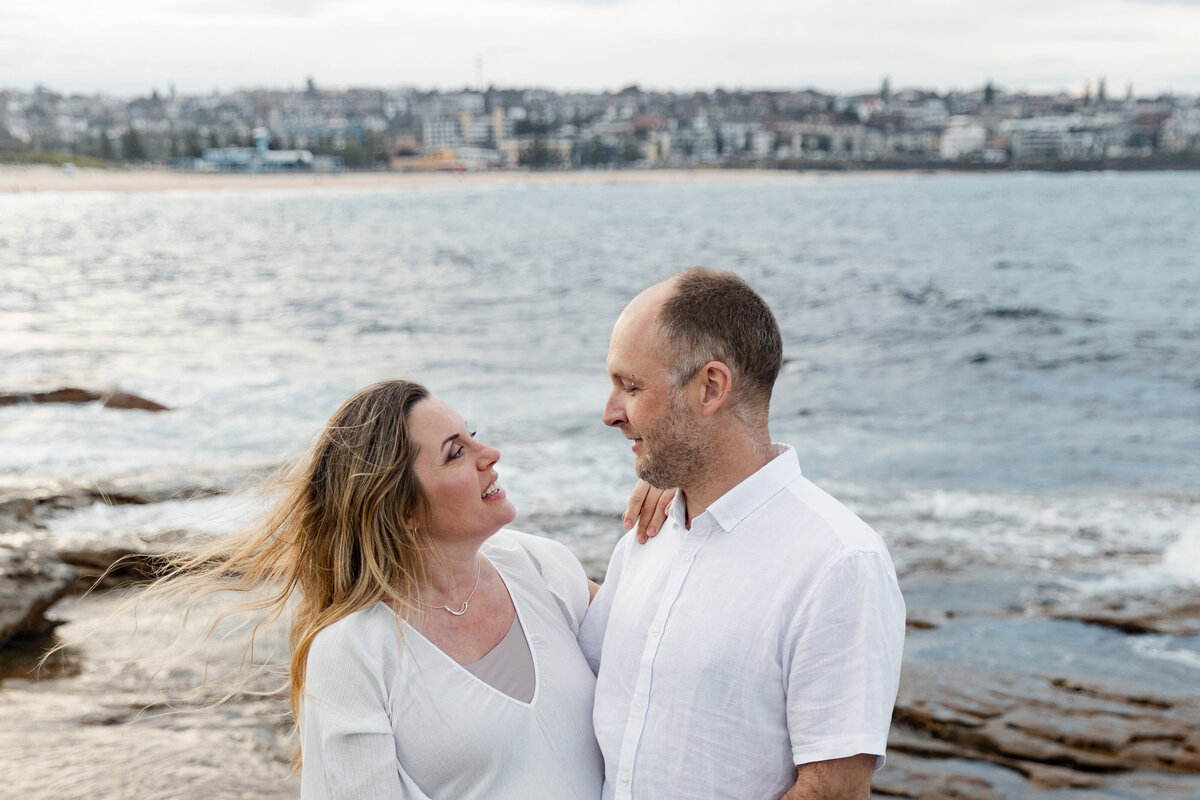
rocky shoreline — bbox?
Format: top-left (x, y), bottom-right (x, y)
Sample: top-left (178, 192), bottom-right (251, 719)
top-left (3, 473), bottom-right (1199, 798)
top-left (0, 388), bottom-right (169, 412)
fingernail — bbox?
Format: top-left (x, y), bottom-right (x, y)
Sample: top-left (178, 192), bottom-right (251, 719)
top-left (624, 517), bottom-right (633, 529)
top-left (647, 526), bottom-right (657, 537)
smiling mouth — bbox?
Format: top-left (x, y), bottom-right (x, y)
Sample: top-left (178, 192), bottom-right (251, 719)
top-left (482, 478), bottom-right (502, 498)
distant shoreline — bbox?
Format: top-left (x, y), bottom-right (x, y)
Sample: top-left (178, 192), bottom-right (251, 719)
top-left (0, 165), bottom-right (834, 194)
top-left (4, 161), bottom-right (1197, 195)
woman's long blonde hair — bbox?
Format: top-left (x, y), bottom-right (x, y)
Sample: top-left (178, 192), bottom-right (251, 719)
top-left (140, 379), bottom-right (433, 762)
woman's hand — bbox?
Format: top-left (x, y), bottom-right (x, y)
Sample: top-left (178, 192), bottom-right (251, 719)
top-left (622, 480), bottom-right (677, 544)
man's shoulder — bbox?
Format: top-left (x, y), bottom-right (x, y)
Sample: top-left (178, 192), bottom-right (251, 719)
top-left (748, 475), bottom-right (890, 560)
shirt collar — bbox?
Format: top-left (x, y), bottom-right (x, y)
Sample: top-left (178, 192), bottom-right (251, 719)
top-left (666, 443), bottom-right (801, 534)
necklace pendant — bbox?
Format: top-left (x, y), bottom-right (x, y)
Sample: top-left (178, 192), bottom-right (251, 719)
top-left (411, 557), bottom-right (483, 616)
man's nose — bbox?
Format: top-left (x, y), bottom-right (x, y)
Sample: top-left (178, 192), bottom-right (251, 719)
top-left (602, 394), bottom-right (625, 428)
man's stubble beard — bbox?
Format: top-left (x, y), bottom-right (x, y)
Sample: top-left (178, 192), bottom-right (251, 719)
top-left (635, 391), bottom-right (714, 491)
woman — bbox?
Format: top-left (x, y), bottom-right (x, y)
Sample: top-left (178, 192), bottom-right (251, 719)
top-left (148, 379), bottom-right (668, 799)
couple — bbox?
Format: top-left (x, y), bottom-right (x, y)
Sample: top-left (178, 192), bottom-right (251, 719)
top-left (213, 268), bottom-right (904, 799)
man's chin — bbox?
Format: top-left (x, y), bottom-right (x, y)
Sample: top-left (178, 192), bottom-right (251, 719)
top-left (635, 461), bottom-right (675, 491)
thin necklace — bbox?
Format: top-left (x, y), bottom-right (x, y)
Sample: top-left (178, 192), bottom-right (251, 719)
top-left (411, 557), bottom-right (482, 616)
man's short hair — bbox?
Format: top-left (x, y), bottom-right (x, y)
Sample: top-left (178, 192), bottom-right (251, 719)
top-left (656, 267), bottom-right (783, 409)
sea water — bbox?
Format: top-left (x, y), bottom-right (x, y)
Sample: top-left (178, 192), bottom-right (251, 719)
top-left (1, 171), bottom-right (1197, 597)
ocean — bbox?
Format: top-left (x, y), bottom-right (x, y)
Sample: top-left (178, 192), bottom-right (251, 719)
top-left (1, 169), bottom-right (1198, 614)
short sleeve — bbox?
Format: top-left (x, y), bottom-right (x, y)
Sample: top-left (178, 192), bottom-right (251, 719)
top-left (498, 530), bottom-right (591, 633)
top-left (300, 612), bottom-right (430, 800)
top-left (784, 550), bottom-right (906, 769)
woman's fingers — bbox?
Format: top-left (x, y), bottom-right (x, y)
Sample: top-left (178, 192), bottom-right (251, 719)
top-left (625, 480), bottom-right (680, 544)
top-left (638, 487), bottom-right (676, 542)
top-left (647, 489), bottom-right (675, 538)
top-left (623, 479), bottom-right (652, 531)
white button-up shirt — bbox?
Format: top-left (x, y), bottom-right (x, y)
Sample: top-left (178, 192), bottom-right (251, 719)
top-left (579, 445), bottom-right (905, 800)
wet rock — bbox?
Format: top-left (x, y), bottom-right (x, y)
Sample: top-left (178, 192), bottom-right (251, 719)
top-left (100, 391), bottom-right (169, 412)
top-left (0, 388), bottom-right (98, 405)
top-left (1045, 587), bottom-right (1200, 636)
top-left (51, 530), bottom-right (177, 584)
top-left (0, 539), bottom-right (76, 647)
top-left (0, 591), bottom-right (298, 800)
top-left (0, 529), bottom-right (203, 588)
top-left (0, 485), bottom-right (153, 531)
top-left (889, 661), bottom-right (1200, 792)
top-left (877, 749), bottom-right (1200, 799)
top-left (0, 387), bottom-right (169, 412)
top-left (0, 481), bottom-right (229, 531)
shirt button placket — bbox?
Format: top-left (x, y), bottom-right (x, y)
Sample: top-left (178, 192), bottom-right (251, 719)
top-left (618, 529), bottom-right (705, 800)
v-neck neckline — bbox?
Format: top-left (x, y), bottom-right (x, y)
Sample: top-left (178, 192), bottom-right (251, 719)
top-left (397, 552), bottom-right (541, 708)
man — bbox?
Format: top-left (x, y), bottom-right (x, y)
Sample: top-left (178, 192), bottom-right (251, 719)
top-left (579, 268), bottom-right (905, 800)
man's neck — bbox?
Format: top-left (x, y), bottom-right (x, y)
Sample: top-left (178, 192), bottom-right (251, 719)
top-left (681, 434), bottom-right (774, 527)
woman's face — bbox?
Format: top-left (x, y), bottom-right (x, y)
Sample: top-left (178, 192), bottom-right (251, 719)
top-left (409, 395), bottom-right (516, 544)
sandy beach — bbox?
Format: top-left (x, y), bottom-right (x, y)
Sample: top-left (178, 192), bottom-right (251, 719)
top-left (0, 164), bottom-right (832, 194)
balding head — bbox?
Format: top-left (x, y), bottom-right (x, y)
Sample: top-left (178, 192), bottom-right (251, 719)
top-left (611, 278), bottom-right (677, 357)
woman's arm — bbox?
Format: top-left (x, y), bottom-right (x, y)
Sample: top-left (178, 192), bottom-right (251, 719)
top-left (300, 620), bottom-right (428, 800)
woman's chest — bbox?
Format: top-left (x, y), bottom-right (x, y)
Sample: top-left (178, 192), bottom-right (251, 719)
top-left (386, 604), bottom-right (597, 791)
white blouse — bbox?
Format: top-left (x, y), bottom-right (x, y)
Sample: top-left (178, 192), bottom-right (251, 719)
top-left (300, 530), bottom-right (603, 800)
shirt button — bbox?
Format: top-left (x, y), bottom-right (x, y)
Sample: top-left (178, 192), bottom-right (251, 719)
top-left (620, 776), bottom-right (630, 785)
top-left (651, 626), bottom-right (661, 637)
top-left (634, 702), bottom-right (644, 712)
top-left (680, 553), bottom-right (691, 562)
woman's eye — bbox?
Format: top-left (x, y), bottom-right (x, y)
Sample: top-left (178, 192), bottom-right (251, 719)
top-left (449, 443), bottom-right (466, 460)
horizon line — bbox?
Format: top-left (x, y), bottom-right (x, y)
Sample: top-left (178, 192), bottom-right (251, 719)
top-left (4, 78), bottom-right (1192, 102)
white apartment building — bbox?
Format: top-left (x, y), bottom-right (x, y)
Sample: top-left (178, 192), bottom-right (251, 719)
top-left (1001, 114), bottom-right (1129, 161)
top-left (940, 116), bottom-right (988, 159)
top-left (1160, 108), bottom-right (1200, 153)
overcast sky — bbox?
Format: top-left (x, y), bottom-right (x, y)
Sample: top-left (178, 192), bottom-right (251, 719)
top-left (3, 0), bottom-right (1198, 97)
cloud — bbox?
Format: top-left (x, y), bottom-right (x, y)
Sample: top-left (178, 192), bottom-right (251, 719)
top-left (172, 0), bottom-right (333, 17)
top-left (2, 0), bottom-right (1198, 95)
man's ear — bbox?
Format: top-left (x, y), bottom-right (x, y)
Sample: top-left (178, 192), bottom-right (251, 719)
top-left (695, 361), bottom-right (733, 417)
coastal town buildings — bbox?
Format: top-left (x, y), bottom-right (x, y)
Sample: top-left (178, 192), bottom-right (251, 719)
top-left (2, 80), bottom-right (1197, 171)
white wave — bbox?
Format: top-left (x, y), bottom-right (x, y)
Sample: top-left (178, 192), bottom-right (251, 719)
top-left (1056, 568), bottom-right (1178, 597)
top-left (829, 482), bottom-right (1199, 582)
top-left (43, 492), bottom-right (270, 538)
top-left (1130, 635), bottom-right (1200, 671)
top-left (1159, 520), bottom-right (1200, 586)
